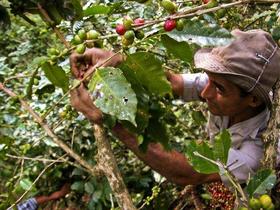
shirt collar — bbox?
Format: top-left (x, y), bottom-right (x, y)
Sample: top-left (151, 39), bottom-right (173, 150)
top-left (229, 107), bottom-right (270, 139)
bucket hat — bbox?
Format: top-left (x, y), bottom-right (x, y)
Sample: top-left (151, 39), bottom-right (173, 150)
top-left (194, 29), bottom-right (280, 108)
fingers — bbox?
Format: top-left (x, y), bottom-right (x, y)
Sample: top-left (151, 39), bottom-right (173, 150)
top-left (70, 53), bottom-right (84, 78)
top-left (60, 183), bottom-right (71, 195)
top-left (70, 52), bottom-right (92, 79)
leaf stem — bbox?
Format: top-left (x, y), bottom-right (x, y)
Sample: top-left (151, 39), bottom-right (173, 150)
top-left (193, 151), bottom-right (248, 204)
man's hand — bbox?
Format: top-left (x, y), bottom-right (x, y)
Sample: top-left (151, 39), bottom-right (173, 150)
top-left (70, 48), bottom-right (123, 79)
top-left (35, 183), bottom-right (71, 205)
top-left (70, 48), bottom-right (122, 123)
top-left (49, 183), bottom-right (71, 200)
top-left (70, 83), bottom-right (103, 124)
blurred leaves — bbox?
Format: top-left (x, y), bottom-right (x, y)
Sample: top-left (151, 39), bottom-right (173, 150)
top-left (246, 169), bottom-right (277, 198)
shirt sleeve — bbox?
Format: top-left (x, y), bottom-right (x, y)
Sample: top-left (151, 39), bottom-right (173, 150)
top-left (219, 138), bottom-right (263, 185)
top-left (17, 198), bottom-right (38, 210)
top-left (181, 73), bottom-right (208, 102)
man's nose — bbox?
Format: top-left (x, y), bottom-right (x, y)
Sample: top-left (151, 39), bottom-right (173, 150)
top-left (201, 82), bottom-right (215, 100)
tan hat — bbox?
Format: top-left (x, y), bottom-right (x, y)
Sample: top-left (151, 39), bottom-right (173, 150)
top-left (194, 29), bottom-right (280, 108)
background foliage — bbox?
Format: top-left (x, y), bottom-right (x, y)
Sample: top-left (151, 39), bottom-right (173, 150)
top-left (1, 0), bottom-right (280, 209)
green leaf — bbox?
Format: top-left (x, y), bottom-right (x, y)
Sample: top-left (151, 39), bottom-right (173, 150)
top-left (124, 52), bottom-right (172, 96)
top-left (41, 62), bottom-right (69, 92)
top-left (272, 26), bottom-right (280, 40)
top-left (191, 110), bottom-right (207, 126)
top-left (88, 67), bottom-right (137, 125)
top-left (161, 34), bottom-right (193, 63)
top-left (72, 168), bottom-right (84, 176)
top-left (145, 116), bottom-right (170, 150)
top-left (119, 62), bottom-right (150, 132)
top-left (167, 20), bottom-right (233, 47)
top-left (71, 181), bottom-right (84, 193)
top-left (20, 178), bottom-right (33, 191)
top-left (246, 169), bottom-right (276, 198)
top-left (85, 182), bottom-right (94, 194)
top-left (83, 5), bottom-right (111, 16)
top-left (213, 129), bottom-right (231, 164)
top-left (185, 140), bottom-right (219, 174)
top-left (30, 56), bottom-right (48, 68)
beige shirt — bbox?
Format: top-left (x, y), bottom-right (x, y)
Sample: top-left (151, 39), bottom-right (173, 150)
top-left (182, 73), bottom-right (270, 185)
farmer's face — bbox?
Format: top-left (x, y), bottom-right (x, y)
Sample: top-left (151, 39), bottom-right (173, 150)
top-left (200, 73), bottom-right (253, 122)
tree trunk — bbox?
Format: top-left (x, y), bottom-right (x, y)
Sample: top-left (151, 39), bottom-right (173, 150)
top-left (93, 124), bottom-right (137, 210)
top-left (262, 81), bottom-right (280, 168)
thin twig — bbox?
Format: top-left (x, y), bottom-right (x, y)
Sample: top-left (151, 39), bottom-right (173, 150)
top-left (8, 155), bottom-right (65, 209)
top-left (135, 0), bottom-right (280, 31)
top-left (71, 126), bottom-right (77, 149)
top-left (0, 83), bottom-right (101, 177)
top-left (4, 74), bottom-right (32, 86)
top-left (41, 50), bottom-right (122, 119)
top-left (6, 154), bottom-right (65, 163)
top-left (7, 153), bottom-right (87, 173)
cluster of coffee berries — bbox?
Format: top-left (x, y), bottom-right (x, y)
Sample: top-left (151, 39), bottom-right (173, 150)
top-left (160, 0), bottom-right (185, 32)
top-left (164, 18), bottom-right (184, 32)
top-left (47, 47), bottom-right (69, 63)
top-left (238, 194), bottom-right (275, 210)
top-left (206, 181), bottom-right (235, 210)
top-left (72, 29), bottom-right (100, 54)
top-left (116, 16), bottom-right (145, 46)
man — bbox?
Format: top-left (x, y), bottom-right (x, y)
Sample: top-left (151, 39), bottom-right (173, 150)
top-left (70, 29), bottom-right (280, 187)
top-left (15, 183), bottom-right (70, 210)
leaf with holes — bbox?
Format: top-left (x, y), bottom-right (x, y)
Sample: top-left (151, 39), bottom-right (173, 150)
top-left (88, 67), bottom-right (137, 125)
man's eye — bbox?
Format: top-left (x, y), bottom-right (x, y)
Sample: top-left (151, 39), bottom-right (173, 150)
top-left (215, 86), bottom-right (224, 94)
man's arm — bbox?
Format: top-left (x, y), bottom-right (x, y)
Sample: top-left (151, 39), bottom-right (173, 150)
top-left (165, 71), bottom-right (184, 97)
top-left (112, 124), bottom-right (220, 186)
top-left (17, 184), bottom-right (70, 210)
top-left (70, 49), bottom-right (220, 186)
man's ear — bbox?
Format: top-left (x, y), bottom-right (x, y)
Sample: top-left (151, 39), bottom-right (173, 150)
top-left (248, 95), bottom-right (263, 107)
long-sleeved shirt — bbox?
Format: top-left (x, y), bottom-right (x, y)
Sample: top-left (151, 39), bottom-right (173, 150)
top-left (182, 73), bottom-right (271, 185)
top-left (16, 198), bottom-right (38, 210)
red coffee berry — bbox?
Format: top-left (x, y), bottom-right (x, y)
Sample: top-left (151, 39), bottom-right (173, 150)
top-left (116, 24), bottom-right (126, 35)
top-left (202, 0), bottom-right (210, 4)
top-left (134, 18), bottom-right (145, 26)
top-left (164, 19), bottom-right (176, 32)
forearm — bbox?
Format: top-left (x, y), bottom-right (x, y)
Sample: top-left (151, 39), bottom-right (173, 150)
top-left (165, 71), bottom-right (184, 97)
top-left (35, 195), bottom-right (51, 205)
top-left (112, 124), bottom-right (220, 185)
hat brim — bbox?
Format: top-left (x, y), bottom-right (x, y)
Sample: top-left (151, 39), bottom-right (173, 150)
top-left (194, 48), bottom-right (272, 108)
